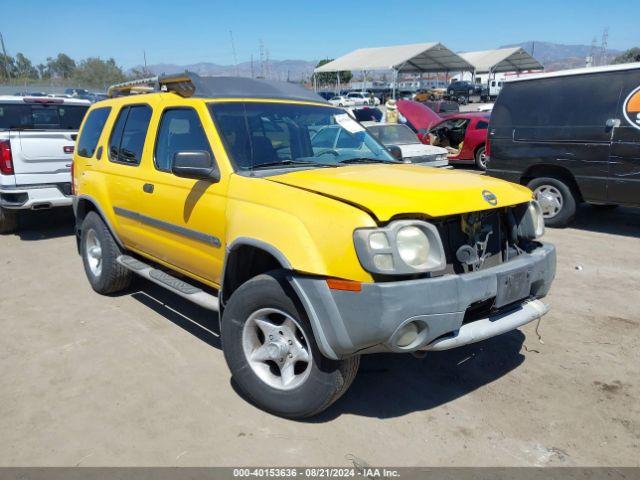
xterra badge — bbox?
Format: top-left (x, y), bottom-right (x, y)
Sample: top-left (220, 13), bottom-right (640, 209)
top-left (623, 86), bottom-right (640, 131)
top-left (482, 189), bottom-right (498, 206)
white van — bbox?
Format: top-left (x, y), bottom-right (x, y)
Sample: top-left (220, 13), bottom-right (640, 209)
top-left (489, 79), bottom-right (503, 99)
top-left (0, 95), bottom-right (90, 233)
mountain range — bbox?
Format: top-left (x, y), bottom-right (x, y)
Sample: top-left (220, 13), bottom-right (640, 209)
top-left (131, 41), bottom-right (625, 80)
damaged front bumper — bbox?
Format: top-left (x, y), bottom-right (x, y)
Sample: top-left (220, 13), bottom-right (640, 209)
top-left (290, 243), bottom-right (556, 360)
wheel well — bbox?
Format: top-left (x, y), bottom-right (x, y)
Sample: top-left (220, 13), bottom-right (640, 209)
top-left (222, 245), bottom-right (286, 304)
top-left (474, 143), bottom-right (485, 157)
top-left (74, 198), bottom-right (98, 251)
top-left (520, 164), bottom-right (583, 202)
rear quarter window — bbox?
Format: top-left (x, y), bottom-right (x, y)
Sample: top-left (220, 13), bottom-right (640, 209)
top-left (0, 103), bottom-right (88, 130)
top-left (77, 107), bottom-right (111, 158)
top-left (492, 72), bottom-right (624, 128)
top-left (108, 105), bottom-right (152, 165)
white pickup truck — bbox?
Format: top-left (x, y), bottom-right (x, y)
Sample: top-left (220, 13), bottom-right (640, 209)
top-left (0, 95), bottom-right (90, 233)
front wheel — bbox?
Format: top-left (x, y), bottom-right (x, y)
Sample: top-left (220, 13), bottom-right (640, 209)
top-left (474, 145), bottom-right (487, 170)
top-left (528, 177), bottom-right (577, 228)
top-left (221, 271), bottom-right (359, 418)
top-left (0, 207), bottom-right (18, 234)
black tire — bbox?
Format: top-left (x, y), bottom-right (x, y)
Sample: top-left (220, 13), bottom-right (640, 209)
top-left (221, 270), bottom-right (359, 418)
top-left (527, 177), bottom-right (577, 228)
top-left (0, 207), bottom-right (18, 234)
top-left (474, 145), bottom-right (487, 170)
top-left (80, 211), bottom-right (132, 294)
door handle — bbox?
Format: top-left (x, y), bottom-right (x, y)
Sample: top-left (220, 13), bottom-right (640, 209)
top-left (143, 183), bottom-right (154, 194)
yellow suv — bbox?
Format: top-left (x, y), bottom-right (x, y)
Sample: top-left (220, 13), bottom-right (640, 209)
top-left (73, 73), bottom-right (555, 418)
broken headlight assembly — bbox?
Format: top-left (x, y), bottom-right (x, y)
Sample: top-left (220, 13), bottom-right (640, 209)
top-left (353, 220), bottom-right (446, 275)
top-left (517, 201), bottom-right (545, 240)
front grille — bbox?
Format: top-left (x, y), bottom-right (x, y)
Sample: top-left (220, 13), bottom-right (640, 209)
top-left (435, 210), bottom-right (506, 274)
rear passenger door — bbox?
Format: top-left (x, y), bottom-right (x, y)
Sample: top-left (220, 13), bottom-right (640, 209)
top-left (608, 69), bottom-right (640, 206)
top-left (131, 105), bottom-right (228, 286)
top-left (103, 104), bottom-right (154, 249)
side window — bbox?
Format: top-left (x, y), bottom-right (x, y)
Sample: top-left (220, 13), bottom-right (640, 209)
top-left (476, 120), bottom-right (489, 130)
top-left (154, 108), bottom-right (213, 172)
top-left (109, 105), bottom-right (152, 165)
top-left (77, 107), bottom-right (111, 158)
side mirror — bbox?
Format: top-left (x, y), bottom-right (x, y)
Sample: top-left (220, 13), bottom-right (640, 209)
top-left (387, 145), bottom-right (403, 161)
top-left (172, 151), bottom-right (220, 182)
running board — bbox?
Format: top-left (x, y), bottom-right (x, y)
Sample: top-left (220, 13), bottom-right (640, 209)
top-left (117, 255), bottom-right (219, 311)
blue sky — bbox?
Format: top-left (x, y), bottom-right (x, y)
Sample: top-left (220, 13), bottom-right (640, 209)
top-left (2, 0), bottom-right (638, 68)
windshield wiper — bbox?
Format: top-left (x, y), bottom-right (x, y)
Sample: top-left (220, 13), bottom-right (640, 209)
top-left (252, 159), bottom-right (336, 170)
top-left (338, 157), bottom-right (399, 165)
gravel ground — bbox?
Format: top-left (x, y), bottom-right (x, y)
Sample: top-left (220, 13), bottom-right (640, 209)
top-left (0, 203), bottom-right (638, 467)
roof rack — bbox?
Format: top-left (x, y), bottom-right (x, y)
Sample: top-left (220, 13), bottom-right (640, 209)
top-left (107, 74), bottom-right (196, 98)
top-left (108, 72), bottom-right (325, 103)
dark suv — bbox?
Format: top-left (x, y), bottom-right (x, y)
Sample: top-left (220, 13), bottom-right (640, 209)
top-left (447, 81), bottom-right (483, 102)
top-left (487, 64), bottom-right (640, 227)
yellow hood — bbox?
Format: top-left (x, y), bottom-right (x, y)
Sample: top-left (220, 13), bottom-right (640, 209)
top-left (269, 164), bottom-right (532, 221)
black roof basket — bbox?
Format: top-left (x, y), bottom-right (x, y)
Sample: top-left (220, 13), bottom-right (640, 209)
top-left (108, 72), bottom-right (325, 103)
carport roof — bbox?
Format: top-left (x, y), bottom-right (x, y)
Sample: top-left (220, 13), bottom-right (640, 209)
top-left (459, 47), bottom-right (544, 73)
top-left (314, 43), bottom-right (474, 73)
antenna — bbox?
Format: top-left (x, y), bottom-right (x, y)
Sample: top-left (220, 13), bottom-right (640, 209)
top-left (229, 30), bottom-right (239, 76)
top-left (589, 36), bottom-right (598, 67)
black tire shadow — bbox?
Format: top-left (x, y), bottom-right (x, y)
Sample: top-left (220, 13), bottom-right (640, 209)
top-left (309, 330), bottom-right (525, 421)
top-left (570, 204), bottom-right (640, 239)
top-left (13, 207), bottom-right (75, 241)
top-left (128, 279), bottom-right (221, 350)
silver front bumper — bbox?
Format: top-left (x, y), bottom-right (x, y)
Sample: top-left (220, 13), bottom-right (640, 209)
top-left (423, 299), bottom-right (548, 351)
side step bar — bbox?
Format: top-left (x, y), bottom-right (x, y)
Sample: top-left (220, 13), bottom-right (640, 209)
top-left (117, 255), bottom-right (219, 312)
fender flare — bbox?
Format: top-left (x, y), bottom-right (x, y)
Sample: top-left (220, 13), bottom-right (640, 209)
top-left (73, 195), bottom-right (124, 249)
top-left (221, 237), bottom-right (338, 360)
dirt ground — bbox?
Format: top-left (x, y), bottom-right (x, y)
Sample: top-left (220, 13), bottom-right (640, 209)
top-left (0, 203), bottom-right (639, 467)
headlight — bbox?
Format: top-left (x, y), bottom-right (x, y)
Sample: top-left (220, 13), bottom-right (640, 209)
top-left (396, 226), bottom-right (430, 268)
top-left (518, 201), bottom-right (545, 239)
top-left (353, 220), bottom-right (446, 275)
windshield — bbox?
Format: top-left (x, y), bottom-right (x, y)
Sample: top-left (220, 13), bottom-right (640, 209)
top-left (209, 102), bottom-right (396, 171)
top-left (367, 124), bottom-right (419, 145)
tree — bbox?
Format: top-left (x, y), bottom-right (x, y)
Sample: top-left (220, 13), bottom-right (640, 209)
top-left (314, 59), bottom-right (352, 87)
top-left (0, 54), bottom-right (17, 80)
top-left (612, 47), bottom-right (640, 64)
top-left (129, 66), bottom-right (154, 79)
top-left (15, 53), bottom-right (38, 79)
top-left (47, 53), bottom-right (76, 78)
top-left (72, 57), bottom-right (127, 87)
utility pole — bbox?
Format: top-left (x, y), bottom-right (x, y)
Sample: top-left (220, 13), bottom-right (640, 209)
top-left (143, 50), bottom-right (148, 75)
top-left (229, 30), bottom-right (239, 76)
top-left (259, 40), bottom-right (265, 78)
top-left (0, 32), bottom-right (10, 80)
top-left (250, 54), bottom-right (254, 79)
top-left (600, 27), bottom-right (609, 66)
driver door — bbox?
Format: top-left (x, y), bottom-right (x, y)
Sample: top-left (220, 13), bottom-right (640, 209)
top-left (131, 103), bottom-right (229, 286)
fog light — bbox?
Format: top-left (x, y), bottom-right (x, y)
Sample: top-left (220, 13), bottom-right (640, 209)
top-left (396, 322), bottom-right (419, 347)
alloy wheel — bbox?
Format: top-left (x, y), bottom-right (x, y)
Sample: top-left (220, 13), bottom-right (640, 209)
top-left (242, 308), bottom-right (312, 390)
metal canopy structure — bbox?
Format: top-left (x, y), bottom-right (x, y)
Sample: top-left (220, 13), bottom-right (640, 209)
top-left (314, 42), bottom-right (474, 74)
top-left (459, 47), bottom-right (543, 74)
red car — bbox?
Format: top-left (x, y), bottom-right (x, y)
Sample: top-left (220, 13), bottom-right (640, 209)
top-left (397, 100), bottom-right (490, 170)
